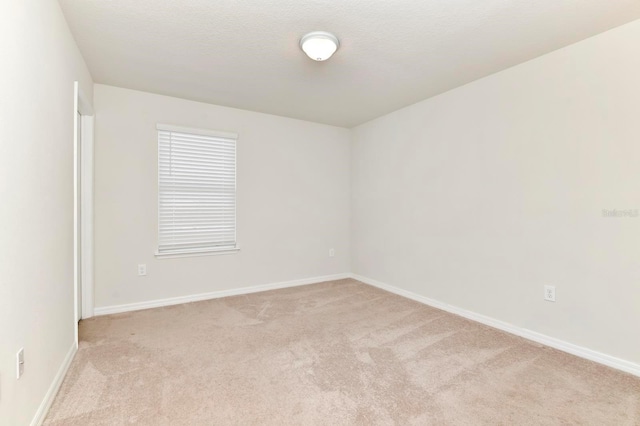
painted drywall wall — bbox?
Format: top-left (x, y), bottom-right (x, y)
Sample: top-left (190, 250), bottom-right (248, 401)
top-left (0, 0), bottom-right (93, 424)
top-left (93, 85), bottom-right (350, 309)
top-left (351, 19), bottom-right (640, 364)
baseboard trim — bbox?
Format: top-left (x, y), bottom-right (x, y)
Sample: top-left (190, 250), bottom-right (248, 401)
top-left (94, 273), bottom-right (351, 316)
top-left (31, 341), bottom-right (77, 426)
top-left (351, 273), bottom-right (640, 378)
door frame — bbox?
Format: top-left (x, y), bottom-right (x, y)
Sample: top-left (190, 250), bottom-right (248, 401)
top-left (74, 82), bottom-right (95, 346)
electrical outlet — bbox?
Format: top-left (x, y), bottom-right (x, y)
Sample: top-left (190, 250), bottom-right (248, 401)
top-left (329, 248), bottom-right (335, 257)
top-left (16, 348), bottom-right (24, 379)
top-left (544, 285), bottom-right (556, 302)
top-left (138, 264), bottom-right (147, 276)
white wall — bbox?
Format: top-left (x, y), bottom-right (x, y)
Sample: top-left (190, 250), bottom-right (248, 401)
top-left (0, 0), bottom-right (93, 424)
top-left (351, 20), bottom-right (640, 365)
top-left (93, 85), bottom-right (350, 309)
top-left (2, 5), bottom-right (637, 424)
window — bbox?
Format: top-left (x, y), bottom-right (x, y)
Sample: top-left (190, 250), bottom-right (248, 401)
top-left (156, 124), bottom-right (238, 257)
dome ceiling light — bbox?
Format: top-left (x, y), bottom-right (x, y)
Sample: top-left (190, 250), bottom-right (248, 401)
top-left (299, 31), bottom-right (340, 61)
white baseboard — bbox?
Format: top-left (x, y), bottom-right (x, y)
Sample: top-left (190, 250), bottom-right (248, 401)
top-left (93, 271), bottom-right (640, 377)
top-left (94, 273), bottom-right (351, 316)
top-left (351, 273), bottom-right (640, 378)
top-left (31, 342), bottom-right (78, 426)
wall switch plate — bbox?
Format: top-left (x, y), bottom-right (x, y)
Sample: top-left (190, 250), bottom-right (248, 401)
top-left (544, 285), bottom-right (556, 302)
top-left (138, 264), bottom-right (147, 276)
top-left (329, 248), bottom-right (335, 257)
top-left (16, 348), bottom-right (24, 379)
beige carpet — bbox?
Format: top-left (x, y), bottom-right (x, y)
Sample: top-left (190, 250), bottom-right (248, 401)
top-left (45, 279), bottom-right (640, 425)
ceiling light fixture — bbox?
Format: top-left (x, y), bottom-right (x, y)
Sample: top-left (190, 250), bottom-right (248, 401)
top-left (300, 31), bottom-right (340, 61)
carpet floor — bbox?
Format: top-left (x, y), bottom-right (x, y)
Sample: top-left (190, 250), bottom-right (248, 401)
top-left (45, 279), bottom-right (640, 425)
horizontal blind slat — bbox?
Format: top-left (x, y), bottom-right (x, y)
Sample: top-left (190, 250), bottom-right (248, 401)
top-left (159, 236), bottom-right (236, 245)
top-left (159, 142), bottom-right (235, 154)
top-left (159, 215), bottom-right (234, 221)
top-left (158, 242), bottom-right (236, 252)
top-left (159, 172), bottom-right (236, 180)
top-left (159, 131), bottom-right (235, 145)
top-left (159, 157), bottom-right (234, 167)
top-left (159, 207), bottom-right (235, 213)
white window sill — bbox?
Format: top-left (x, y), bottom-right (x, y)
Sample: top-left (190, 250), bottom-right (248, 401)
top-left (155, 247), bottom-right (240, 259)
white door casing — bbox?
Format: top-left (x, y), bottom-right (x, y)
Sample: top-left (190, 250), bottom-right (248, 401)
top-left (74, 81), bottom-right (95, 346)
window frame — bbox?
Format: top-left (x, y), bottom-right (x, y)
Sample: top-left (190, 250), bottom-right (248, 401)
top-left (154, 123), bottom-right (239, 259)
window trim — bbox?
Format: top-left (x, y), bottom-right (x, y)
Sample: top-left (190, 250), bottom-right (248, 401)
top-left (156, 123), bottom-right (238, 140)
top-left (155, 123), bottom-right (239, 259)
top-left (154, 246), bottom-right (240, 259)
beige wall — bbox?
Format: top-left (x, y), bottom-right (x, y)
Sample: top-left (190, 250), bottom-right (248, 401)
top-left (0, 0), bottom-right (93, 423)
top-left (351, 20), bottom-right (640, 364)
top-left (93, 85), bottom-right (350, 309)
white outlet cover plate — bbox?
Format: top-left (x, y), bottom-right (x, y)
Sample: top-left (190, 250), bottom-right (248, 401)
top-left (544, 285), bottom-right (556, 302)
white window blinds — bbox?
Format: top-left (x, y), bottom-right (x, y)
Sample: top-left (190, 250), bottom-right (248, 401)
top-left (157, 124), bottom-right (237, 255)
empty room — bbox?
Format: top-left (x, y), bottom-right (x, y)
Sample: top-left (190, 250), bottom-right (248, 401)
top-left (2, 0), bottom-right (640, 424)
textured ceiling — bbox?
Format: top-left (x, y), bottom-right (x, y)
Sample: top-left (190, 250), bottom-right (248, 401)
top-left (58, 0), bottom-right (640, 127)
